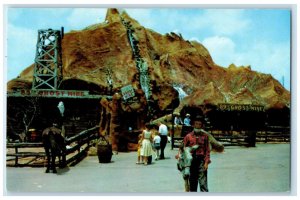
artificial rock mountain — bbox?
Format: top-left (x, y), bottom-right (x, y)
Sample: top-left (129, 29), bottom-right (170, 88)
top-left (7, 8), bottom-right (290, 115)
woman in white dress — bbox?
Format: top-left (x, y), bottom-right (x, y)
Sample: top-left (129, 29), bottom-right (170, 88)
top-left (140, 123), bottom-right (153, 165)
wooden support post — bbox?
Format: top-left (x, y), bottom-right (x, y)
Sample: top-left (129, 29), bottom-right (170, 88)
top-left (171, 111), bottom-right (174, 150)
top-left (15, 146), bottom-right (18, 166)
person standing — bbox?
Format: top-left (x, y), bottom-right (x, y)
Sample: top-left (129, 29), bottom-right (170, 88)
top-left (183, 116), bottom-right (211, 192)
top-left (174, 112), bottom-right (183, 126)
top-left (140, 123), bottom-right (153, 165)
top-left (152, 131), bottom-right (161, 160)
top-left (136, 133), bottom-right (143, 164)
top-left (182, 113), bottom-right (193, 137)
top-left (183, 114), bottom-right (191, 126)
top-left (158, 122), bottom-right (168, 159)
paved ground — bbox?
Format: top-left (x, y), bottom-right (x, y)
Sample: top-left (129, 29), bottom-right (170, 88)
top-left (4, 143), bottom-right (291, 195)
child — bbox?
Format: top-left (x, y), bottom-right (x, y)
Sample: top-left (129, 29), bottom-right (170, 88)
top-left (153, 131), bottom-right (161, 160)
top-left (136, 133), bottom-right (143, 164)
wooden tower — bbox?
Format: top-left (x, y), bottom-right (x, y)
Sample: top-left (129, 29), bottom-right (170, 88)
top-left (32, 28), bottom-right (63, 90)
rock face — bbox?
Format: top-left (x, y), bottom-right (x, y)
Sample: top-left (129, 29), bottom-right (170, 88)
top-left (7, 9), bottom-right (290, 151)
top-left (7, 8), bottom-right (290, 110)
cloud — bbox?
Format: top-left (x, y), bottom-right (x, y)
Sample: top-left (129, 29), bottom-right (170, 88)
top-left (125, 9), bottom-right (251, 43)
top-left (202, 35), bottom-right (290, 89)
top-left (204, 10), bottom-right (251, 35)
top-left (202, 36), bottom-right (236, 66)
top-left (126, 8), bottom-right (155, 28)
top-left (127, 9), bottom-right (189, 35)
top-left (189, 37), bottom-right (201, 43)
top-left (183, 9), bottom-right (251, 37)
top-left (66, 8), bottom-right (107, 30)
top-left (242, 41), bottom-right (290, 88)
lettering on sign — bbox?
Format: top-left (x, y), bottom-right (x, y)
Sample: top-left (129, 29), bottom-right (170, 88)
top-left (218, 103), bottom-right (265, 112)
top-left (11, 90), bottom-right (88, 98)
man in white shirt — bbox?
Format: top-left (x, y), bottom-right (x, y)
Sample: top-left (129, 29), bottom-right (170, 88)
top-left (174, 113), bottom-right (183, 126)
top-left (158, 122), bottom-right (168, 159)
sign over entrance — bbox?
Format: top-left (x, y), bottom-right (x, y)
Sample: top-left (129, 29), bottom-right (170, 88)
top-left (218, 103), bottom-right (265, 112)
top-left (6, 89), bottom-right (112, 99)
top-left (10, 89), bottom-right (89, 98)
top-left (121, 85), bottom-right (135, 100)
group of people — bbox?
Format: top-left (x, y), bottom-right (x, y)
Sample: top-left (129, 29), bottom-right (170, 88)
top-left (135, 113), bottom-right (211, 192)
top-left (136, 122), bottom-right (169, 165)
top-left (174, 113), bottom-right (191, 126)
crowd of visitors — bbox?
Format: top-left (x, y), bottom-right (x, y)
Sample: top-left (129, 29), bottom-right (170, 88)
top-left (135, 113), bottom-right (211, 192)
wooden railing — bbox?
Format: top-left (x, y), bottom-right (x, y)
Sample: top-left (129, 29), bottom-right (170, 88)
top-left (6, 126), bottom-right (99, 167)
top-left (171, 127), bottom-right (290, 149)
top-left (6, 142), bottom-right (45, 166)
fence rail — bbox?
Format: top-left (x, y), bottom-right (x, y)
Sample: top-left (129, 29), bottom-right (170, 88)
top-left (171, 127), bottom-right (290, 149)
top-left (6, 126), bottom-right (99, 167)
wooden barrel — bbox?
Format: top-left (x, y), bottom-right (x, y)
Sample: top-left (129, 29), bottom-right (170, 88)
top-left (97, 136), bottom-right (112, 163)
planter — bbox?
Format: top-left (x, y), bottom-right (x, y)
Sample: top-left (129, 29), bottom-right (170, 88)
top-left (97, 136), bottom-right (112, 163)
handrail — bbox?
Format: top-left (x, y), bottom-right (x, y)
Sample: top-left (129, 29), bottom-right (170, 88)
top-left (6, 126), bottom-right (100, 167)
top-left (65, 126), bottom-right (99, 144)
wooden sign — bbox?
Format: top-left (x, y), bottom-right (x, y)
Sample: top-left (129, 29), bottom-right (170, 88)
top-left (121, 85), bottom-right (135, 100)
top-left (218, 103), bottom-right (265, 112)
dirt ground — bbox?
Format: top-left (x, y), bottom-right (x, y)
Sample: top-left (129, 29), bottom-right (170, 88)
top-left (4, 143), bottom-right (291, 194)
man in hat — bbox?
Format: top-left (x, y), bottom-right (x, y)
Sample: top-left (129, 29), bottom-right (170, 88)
top-left (183, 115), bottom-right (210, 192)
top-left (183, 114), bottom-right (191, 126)
top-left (174, 112), bottom-right (183, 126)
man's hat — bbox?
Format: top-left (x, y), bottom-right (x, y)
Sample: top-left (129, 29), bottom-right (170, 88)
top-left (186, 113), bottom-right (190, 117)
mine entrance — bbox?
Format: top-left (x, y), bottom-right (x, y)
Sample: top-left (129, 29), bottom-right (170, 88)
top-left (180, 103), bottom-right (289, 147)
top-left (6, 92), bottom-right (104, 143)
top-left (207, 104), bottom-right (266, 132)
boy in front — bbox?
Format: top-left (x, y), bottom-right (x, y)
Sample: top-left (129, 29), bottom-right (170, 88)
top-left (183, 116), bottom-right (210, 192)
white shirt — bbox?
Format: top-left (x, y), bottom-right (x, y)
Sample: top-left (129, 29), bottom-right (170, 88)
top-left (159, 124), bottom-right (168, 136)
top-left (153, 135), bottom-right (161, 144)
top-left (174, 116), bottom-right (183, 125)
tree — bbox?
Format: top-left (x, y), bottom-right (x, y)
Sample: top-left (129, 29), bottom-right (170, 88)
top-left (7, 97), bottom-right (41, 142)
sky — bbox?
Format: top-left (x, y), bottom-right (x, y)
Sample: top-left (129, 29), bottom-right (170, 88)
top-left (5, 7), bottom-right (291, 90)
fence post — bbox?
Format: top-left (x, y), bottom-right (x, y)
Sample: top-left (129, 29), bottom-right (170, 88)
top-left (15, 146), bottom-right (18, 166)
top-left (171, 112), bottom-right (174, 150)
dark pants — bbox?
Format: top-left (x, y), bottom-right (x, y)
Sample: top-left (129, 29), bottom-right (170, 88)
top-left (189, 156), bottom-right (208, 192)
top-left (160, 135), bottom-right (168, 159)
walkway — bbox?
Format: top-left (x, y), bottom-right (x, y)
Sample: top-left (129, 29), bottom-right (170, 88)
top-left (5, 143), bottom-right (291, 194)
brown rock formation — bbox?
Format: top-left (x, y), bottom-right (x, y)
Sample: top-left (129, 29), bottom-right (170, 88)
top-left (8, 9), bottom-right (289, 108)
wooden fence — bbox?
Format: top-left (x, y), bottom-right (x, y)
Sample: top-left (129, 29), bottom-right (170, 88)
top-left (6, 126), bottom-right (99, 167)
top-left (171, 126), bottom-right (290, 149)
